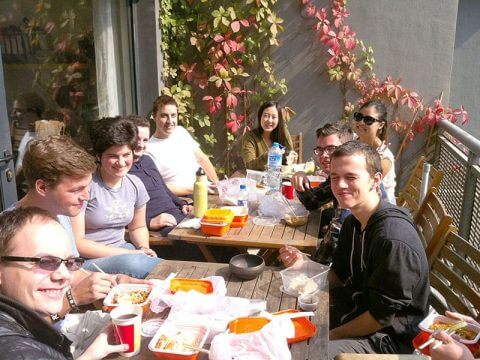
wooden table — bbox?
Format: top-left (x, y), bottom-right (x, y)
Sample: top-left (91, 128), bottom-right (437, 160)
top-left (112, 260), bottom-right (329, 360)
top-left (168, 204), bottom-right (321, 262)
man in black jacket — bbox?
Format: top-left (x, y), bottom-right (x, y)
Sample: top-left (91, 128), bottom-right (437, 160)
top-left (327, 141), bottom-right (429, 358)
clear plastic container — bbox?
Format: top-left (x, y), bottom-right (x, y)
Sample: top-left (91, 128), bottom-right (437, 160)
top-left (280, 260), bottom-right (329, 297)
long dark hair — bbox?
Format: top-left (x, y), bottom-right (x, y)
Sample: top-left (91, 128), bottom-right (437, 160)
top-left (257, 101), bottom-right (288, 145)
top-left (360, 99), bottom-right (388, 141)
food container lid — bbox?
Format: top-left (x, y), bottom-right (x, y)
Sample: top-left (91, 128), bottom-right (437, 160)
top-left (170, 278), bottom-right (214, 294)
top-left (202, 208), bottom-right (234, 223)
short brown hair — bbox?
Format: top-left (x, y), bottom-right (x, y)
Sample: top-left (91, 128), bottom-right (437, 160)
top-left (91, 117), bottom-right (138, 156)
top-left (23, 135), bottom-right (96, 188)
top-left (331, 140), bottom-right (382, 177)
top-left (0, 207), bottom-right (58, 256)
top-left (127, 115), bottom-right (150, 129)
top-left (152, 95), bottom-right (177, 116)
top-left (316, 122), bottom-right (353, 144)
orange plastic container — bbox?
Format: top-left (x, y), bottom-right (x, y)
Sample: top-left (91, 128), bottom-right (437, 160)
top-left (200, 208), bottom-right (234, 235)
top-left (202, 208), bottom-right (234, 222)
top-left (170, 278), bottom-right (214, 294)
top-left (221, 206), bottom-right (248, 228)
top-left (228, 309), bottom-right (317, 344)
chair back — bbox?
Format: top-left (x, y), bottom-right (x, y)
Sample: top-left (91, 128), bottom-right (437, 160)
top-left (291, 133), bottom-right (303, 163)
top-left (397, 156), bottom-right (443, 217)
top-left (428, 226), bottom-right (480, 319)
top-left (414, 187), bottom-right (453, 257)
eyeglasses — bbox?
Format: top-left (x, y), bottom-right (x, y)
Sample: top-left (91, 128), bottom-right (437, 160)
top-left (0, 255), bottom-right (85, 271)
top-left (314, 145), bottom-right (338, 156)
top-left (353, 112), bottom-right (381, 126)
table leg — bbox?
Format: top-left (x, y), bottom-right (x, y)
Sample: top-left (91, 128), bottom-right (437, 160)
top-left (197, 244), bottom-right (217, 262)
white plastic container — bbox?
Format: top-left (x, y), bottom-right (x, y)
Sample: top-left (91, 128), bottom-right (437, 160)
top-left (148, 322), bottom-right (210, 359)
top-left (418, 313), bottom-right (480, 344)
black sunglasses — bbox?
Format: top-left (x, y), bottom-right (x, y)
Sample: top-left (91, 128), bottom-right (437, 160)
top-left (353, 112), bottom-right (381, 126)
top-left (0, 255), bottom-right (85, 271)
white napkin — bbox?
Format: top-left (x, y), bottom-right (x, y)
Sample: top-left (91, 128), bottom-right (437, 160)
top-left (176, 217), bottom-right (201, 229)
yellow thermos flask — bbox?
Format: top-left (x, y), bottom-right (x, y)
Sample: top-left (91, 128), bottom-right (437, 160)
top-left (193, 167), bottom-right (208, 218)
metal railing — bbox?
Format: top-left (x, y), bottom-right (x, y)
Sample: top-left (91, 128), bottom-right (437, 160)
top-left (433, 119), bottom-right (480, 248)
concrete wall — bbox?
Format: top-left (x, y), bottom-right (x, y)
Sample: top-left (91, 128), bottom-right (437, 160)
top-left (449, 0), bottom-right (480, 139)
top-left (272, 0), bottom-right (474, 187)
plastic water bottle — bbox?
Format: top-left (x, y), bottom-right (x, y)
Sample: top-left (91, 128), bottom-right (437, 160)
top-left (266, 142), bottom-right (283, 191)
top-left (238, 184), bottom-right (248, 208)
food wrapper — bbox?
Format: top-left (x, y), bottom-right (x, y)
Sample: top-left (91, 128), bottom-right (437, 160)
top-left (217, 178), bottom-right (257, 205)
top-left (258, 192), bottom-right (307, 220)
top-left (209, 318), bottom-right (294, 360)
top-left (166, 293), bottom-right (266, 343)
top-left (149, 274), bottom-right (226, 313)
top-left (60, 310), bottom-right (111, 358)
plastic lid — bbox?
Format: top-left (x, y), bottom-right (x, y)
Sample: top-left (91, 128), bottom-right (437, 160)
top-left (240, 184), bottom-right (247, 190)
top-left (273, 142), bottom-right (280, 148)
top-left (196, 167), bottom-right (206, 176)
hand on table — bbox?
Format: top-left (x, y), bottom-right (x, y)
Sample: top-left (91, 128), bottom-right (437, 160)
top-left (150, 213), bottom-right (177, 229)
top-left (182, 204), bottom-right (193, 215)
top-left (72, 272), bottom-right (116, 305)
top-left (115, 274), bottom-right (155, 286)
top-left (78, 325), bottom-right (129, 360)
top-left (279, 245), bottom-right (304, 268)
top-left (291, 171), bottom-right (310, 192)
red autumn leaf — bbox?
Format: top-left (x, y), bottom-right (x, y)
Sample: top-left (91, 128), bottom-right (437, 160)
top-left (240, 19), bottom-right (249, 27)
top-left (453, 105), bottom-right (469, 125)
top-left (214, 34), bottom-right (224, 43)
top-left (226, 93), bottom-right (238, 108)
top-left (231, 21), bottom-right (240, 33)
top-left (226, 120), bottom-right (240, 133)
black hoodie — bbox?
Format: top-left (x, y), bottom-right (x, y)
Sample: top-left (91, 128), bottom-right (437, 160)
top-left (331, 201), bottom-right (430, 352)
top-left (0, 294), bottom-right (73, 359)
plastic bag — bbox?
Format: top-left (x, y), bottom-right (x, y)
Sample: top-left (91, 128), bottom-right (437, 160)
top-left (258, 191), bottom-right (307, 220)
top-left (218, 178), bottom-right (257, 205)
top-left (209, 318), bottom-right (293, 360)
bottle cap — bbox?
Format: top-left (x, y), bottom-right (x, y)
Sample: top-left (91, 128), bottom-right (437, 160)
top-left (240, 184), bottom-right (247, 190)
top-left (273, 142), bottom-right (280, 148)
top-left (196, 167), bottom-right (206, 176)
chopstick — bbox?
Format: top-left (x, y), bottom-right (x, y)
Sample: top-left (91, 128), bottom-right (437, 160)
top-left (91, 263), bottom-right (106, 273)
top-left (418, 320), bottom-right (467, 350)
top-left (182, 343), bottom-right (210, 354)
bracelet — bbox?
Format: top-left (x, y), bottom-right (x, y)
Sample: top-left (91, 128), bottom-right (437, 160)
top-left (65, 288), bottom-right (78, 310)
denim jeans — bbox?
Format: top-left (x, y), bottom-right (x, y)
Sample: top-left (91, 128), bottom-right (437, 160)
top-left (83, 243), bottom-right (162, 279)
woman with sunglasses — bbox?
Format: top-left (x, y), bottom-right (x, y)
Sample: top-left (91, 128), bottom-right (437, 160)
top-left (0, 207), bottom-right (128, 359)
top-left (241, 100), bottom-right (294, 171)
top-left (71, 117), bottom-right (161, 279)
top-left (352, 99), bottom-right (397, 204)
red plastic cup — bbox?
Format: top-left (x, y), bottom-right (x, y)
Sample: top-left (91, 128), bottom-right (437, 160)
top-left (282, 181), bottom-right (295, 200)
top-left (111, 304), bottom-right (143, 357)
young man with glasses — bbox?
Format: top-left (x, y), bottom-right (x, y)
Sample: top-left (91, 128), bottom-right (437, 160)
top-left (5, 136), bottom-right (151, 321)
top-left (281, 122), bottom-right (353, 266)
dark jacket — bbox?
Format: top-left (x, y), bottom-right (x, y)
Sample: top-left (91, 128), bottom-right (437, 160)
top-left (129, 154), bottom-right (187, 236)
top-left (0, 294), bottom-right (73, 360)
top-left (331, 201), bottom-right (430, 353)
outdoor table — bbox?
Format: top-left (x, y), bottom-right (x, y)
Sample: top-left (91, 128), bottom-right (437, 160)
top-left (110, 260), bottom-right (329, 360)
top-left (167, 196), bottom-right (321, 262)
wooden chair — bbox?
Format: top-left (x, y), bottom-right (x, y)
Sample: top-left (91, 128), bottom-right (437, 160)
top-left (397, 156), bottom-right (443, 217)
top-left (291, 132), bottom-right (303, 163)
top-left (413, 187), bottom-right (453, 257)
top-left (427, 226), bottom-right (480, 319)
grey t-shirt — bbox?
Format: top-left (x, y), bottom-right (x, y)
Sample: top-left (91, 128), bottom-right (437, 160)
top-left (84, 171), bottom-right (150, 247)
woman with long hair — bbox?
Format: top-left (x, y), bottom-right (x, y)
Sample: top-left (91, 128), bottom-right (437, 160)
top-left (352, 99), bottom-right (397, 204)
top-left (241, 100), bottom-right (294, 170)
